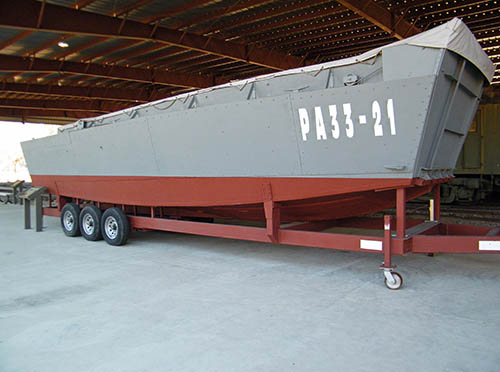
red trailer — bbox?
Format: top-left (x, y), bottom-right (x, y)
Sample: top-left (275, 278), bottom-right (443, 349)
top-left (23, 19), bottom-right (499, 289)
top-left (40, 183), bottom-right (500, 290)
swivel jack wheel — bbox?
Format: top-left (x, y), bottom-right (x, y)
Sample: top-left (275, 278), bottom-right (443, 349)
top-left (383, 269), bottom-right (403, 290)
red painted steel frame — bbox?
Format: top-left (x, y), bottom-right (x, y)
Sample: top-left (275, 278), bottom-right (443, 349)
top-left (383, 215), bottom-right (393, 269)
top-left (42, 184), bottom-right (500, 263)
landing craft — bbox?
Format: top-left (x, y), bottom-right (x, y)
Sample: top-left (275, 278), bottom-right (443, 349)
top-left (20, 18), bottom-right (498, 289)
top-left (23, 18), bottom-right (493, 222)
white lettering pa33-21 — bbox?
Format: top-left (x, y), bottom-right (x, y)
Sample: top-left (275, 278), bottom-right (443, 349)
top-left (298, 99), bottom-right (396, 141)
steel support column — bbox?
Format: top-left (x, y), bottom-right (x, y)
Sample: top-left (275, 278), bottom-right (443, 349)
top-left (396, 188), bottom-right (406, 238)
top-left (383, 215), bottom-right (392, 269)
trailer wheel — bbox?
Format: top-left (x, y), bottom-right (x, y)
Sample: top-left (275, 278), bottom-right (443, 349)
top-left (61, 202), bottom-right (81, 237)
top-left (384, 272), bottom-right (403, 290)
top-left (80, 205), bottom-right (103, 241)
top-left (101, 208), bottom-right (130, 246)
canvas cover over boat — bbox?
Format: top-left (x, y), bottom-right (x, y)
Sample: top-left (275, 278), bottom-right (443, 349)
top-left (21, 18), bottom-right (495, 221)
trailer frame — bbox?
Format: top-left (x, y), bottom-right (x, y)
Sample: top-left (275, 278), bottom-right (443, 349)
top-left (40, 184), bottom-right (500, 289)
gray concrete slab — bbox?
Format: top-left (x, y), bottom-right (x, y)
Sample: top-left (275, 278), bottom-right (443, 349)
top-left (1, 204), bottom-right (500, 372)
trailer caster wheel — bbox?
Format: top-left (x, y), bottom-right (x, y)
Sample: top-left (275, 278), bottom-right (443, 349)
top-left (101, 208), bottom-right (130, 246)
top-left (61, 202), bottom-right (81, 237)
top-left (80, 205), bottom-right (103, 241)
top-left (384, 272), bottom-right (403, 290)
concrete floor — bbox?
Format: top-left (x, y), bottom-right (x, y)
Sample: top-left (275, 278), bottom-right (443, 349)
top-left (1, 204), bottom-right (500, 372)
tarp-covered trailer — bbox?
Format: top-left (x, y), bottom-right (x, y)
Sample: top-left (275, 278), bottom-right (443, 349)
top-left (22, 18), bottom-right (499, 289)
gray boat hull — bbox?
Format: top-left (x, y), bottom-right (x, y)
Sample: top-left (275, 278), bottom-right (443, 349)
top-left (21, 19), bottom-right (491, 220)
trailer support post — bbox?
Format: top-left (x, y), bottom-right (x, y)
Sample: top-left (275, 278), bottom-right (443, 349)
top-left (383, 215), bottom-right (393, 269)
top-left (262, 183), bottom-right (280, 243)
top-left (264, 200), bottom-right (280, 243)
top-left (396, 187), bottom-right (406, 238)
top-left (381, 214), bottom-right (402, 287)
top-left (433, 184), bottom-right (440, 220)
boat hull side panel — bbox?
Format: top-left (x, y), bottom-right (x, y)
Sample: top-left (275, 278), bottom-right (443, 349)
top-left (32, 174), bottom-right (433, 221)
top-left (23, 76), bottom-right (436, 180)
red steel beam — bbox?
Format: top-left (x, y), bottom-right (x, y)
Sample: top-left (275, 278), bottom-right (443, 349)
top-left (168, 0), bottom-right (276, 32)
top-left (409, 0), bottom-right (496, 23)
top-left (228, 0), bottom-right (486, 48)
top-left (246, 11), bottom-right (363, 45)
top-left (308, 37), bottom-right (393, 61)
top-left (279, 27), bottom-right (384, 51)
top-left (0, 54), bottom-right (217, 88)
top-left (129, 215), bottom-right (384, 253)
top-left (103, 42), bottom-right (170, 65)
top-left (412, 234), bottom-right (500, 254)
top-left (7, 1), bottom-right (210, 85)
top-left (14, 0), bottom-right (164, 83)
top-left (291, 31), bottom-right (391, 56)
top-left (199, 0), bottom-right (334, 37)
top-left (0, 98), bottom-right (131, 112)
top-left (115, 0), bottom-right (276, 68)
top-left (71, 1), bottom-right (212, 70)
top-left (37, 0), bottom-right (47, 29)
top-left (214, 1), bottom-right (346, 42)
top-left (130, 216), bottom-right (270, 243)
top-left (0, 107), bottom-right (95, 120)
top-left (0, 81), bottom-right (164, 102)
top-left (0, 0), bottom-right (304, 70)
top-left (23, 0), bottom-right (124, 57)
top-left (336, 0), bottom-right (421, 39)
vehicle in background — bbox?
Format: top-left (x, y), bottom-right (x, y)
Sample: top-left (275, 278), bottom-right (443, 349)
top-left (443, 103), bottom-right (500, 203)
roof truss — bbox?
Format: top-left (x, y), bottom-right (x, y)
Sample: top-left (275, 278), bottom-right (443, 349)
top-left (0, 0), bottom-right (304, 71)
top-left (335, 0), bottom-right (421, 39)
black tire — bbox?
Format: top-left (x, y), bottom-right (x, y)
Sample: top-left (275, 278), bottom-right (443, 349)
top-left (101, 207), bottom-right (130, 246)
top-left (61, 202), bottom-right (81, 237)
top-left (79, 205), bottom-right (103, 241)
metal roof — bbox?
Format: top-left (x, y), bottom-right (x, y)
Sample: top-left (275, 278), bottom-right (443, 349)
top-left (0, 0), bottom-right (499, 124)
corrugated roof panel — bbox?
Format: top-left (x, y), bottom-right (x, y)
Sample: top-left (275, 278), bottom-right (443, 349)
top-left (119, 45), bottom-right (176, 66)
top-left (92, 40), bottom-right (155, 63)
top-left (128, 46), bottom-right (185, 67)
top-left (46, 0), bottom-right (76, 8)
top-left (0, 28), bottom-right (24, 52)
top-left (187, 0), bottom-right (285, 35)
top-left (2, 31), bottom-right (60, 56)
top-left (76, 38), bottom-right (125, 60)
top-left (124, 0), bottom-right (193, 23)
top-left (158, 0), bottom-right (234, 29)
top-left (41, 35), bottom-right (99, 60)
top-left (83, 0), bottom-right (147, 17)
